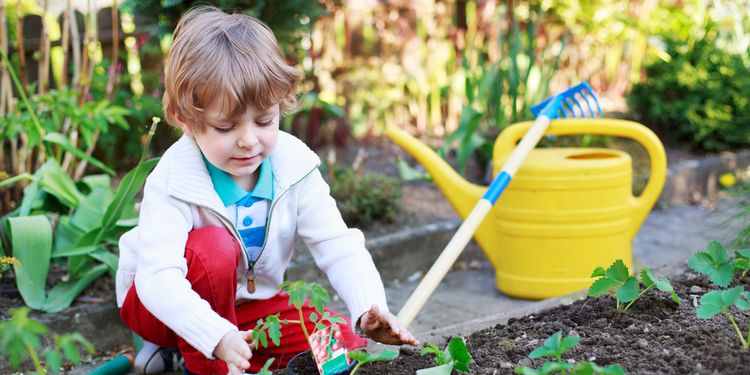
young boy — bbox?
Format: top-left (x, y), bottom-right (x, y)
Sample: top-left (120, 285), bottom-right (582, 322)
top-left (115, 6), bottom-right (418, 375)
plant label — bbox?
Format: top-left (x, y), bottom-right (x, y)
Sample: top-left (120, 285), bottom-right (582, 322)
top-left (308, 323), bottom-right (350, 375)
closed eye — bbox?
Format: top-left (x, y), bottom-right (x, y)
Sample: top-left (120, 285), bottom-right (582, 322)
top-left (212, 125), bottom-right (234, 133)
top-left (257, 119), bottom-right (274, 127)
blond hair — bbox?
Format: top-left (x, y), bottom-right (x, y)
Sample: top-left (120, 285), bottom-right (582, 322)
top-left (162, 5), bottom-right (301, 132)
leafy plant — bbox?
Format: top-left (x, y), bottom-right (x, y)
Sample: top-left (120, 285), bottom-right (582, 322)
top-left (327, 166), bottom-right (402, 228)
top-left (441, 2), bottom-right (565, 174)
top-left (348, 349), bottom-right (399, 375)
top-left (0, 307), bottom-right (94, 374)
top-left (0, 118), bottom-right (161, 312)
top-left (688, 241), bottom-right (750, 286)
top-left (627, 23), bottom-right (750, 152)
top-left (515, 331), bottom-right (625, 375)
top-left (588, 259), bottom-right (679, 311)
top-left (696, 286), bottom-right (750, 349)
top-left (417, 336), bottom-right (473, 374)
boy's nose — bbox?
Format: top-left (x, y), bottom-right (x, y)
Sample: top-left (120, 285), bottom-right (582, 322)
top-left (238, 128), bottom-right (259, 148)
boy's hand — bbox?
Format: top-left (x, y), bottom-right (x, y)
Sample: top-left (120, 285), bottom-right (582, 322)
top-left (214, 330), bottom-right (253, 375)
top-left (359, 304), bottom-right (420, 346)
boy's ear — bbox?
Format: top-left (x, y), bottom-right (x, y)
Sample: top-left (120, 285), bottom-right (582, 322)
top-left (172, 111), bottom-right (194, 137)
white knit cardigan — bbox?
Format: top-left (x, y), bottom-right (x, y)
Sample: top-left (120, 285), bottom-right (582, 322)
top-left (116, 132), bottom-right (388, 358)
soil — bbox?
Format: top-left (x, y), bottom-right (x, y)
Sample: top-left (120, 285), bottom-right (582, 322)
top-left (301, 270), bottom-right (749, 375)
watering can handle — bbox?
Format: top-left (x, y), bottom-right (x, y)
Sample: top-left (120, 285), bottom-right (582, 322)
top-left (495, 118), bottom-right (667, 236)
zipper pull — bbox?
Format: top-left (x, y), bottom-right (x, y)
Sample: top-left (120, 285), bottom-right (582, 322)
top-left (246, 267), bottom-right (256, 294)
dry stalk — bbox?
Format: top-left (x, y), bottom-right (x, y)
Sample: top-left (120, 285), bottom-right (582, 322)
top-left (37, 0), bottom-right (50, 96)
top-left (75, 1), bottom-right (119, 180)
top-left (14, 1), bottom-right (27, 92)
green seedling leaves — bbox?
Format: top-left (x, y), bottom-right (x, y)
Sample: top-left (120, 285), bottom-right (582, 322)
top-left (420, 343), bottom-right (448, 364)
top-left (735, 249), bottom-right (750, 275)
top-left (516, 331), bottom-right (626, 375)
top-left (528, 331), bottom-right (579, 362)
top-left (696, 286), bottom-right (747, 319)
top-left (419, 337), bottom-right (473, 373)
top-left (446, 337), bottom-right (473, 372)
top-left (641, 268), bottom-right (680, 304)
top-left (688, 241), bottom-right (734, 287)
top-left (258, 358), bottom-right (275, 375)
top-left (589, 260), bottom-right (678, 310)
top-left (280, 281), bottom-right (330, 314)
top-left (252, 314), bottom-right (284, 348)
top-left (696, 286), bottom-right (750, 348)
top-left (570, 362), bottom-right (626, 375)
top-left (416, 363), bottom-right (454, 375)
top-left (349, 349), bottom-right (399, 375)
top-left (589, 260), bottom-right (632, 298)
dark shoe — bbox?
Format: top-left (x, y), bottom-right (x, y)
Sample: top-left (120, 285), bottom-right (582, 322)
top-left (134, 341), bottom-right (183, 374)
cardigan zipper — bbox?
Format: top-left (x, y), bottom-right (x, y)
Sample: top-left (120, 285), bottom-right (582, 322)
top-left (175, 166), bottom-right (318, 292)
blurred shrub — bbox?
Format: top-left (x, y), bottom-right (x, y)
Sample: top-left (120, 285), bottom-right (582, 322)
top-left (121, 0), bottom-right (325, 63)
top-left (328, 166), bottom-right (402, 229)
top-left (627, 29), bottom-right (750, 152)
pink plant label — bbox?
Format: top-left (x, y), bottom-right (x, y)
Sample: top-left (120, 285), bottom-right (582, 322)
top-left (308, 323), bottom-right (351, 375)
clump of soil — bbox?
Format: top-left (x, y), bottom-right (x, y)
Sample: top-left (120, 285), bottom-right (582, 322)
top-left (334, 271), bottom-right (750, 374)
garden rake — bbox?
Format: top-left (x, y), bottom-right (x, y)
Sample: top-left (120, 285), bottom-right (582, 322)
top-left (397, 81), bottom-right (602, 327)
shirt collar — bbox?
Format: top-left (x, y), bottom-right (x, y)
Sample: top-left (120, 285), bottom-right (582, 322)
top-left (203, 156), bottom-right (274, 206)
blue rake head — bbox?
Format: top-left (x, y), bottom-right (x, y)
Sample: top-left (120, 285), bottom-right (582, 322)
top-left (530, 81), bottom-right (602, 120)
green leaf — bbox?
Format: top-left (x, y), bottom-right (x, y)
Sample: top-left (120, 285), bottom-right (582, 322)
top-left (688, 241), bottom-right (734, 287)
top-left (70, 187), bottom-right (115, 232)
top-left (640, 268), bottom-right (679, 303)
top-left (421, 342), bottom-right (449, 365)
top-left (529, 331), bottom-right (578, 359)
top-left (571, 362), bottom-right (626, 375)
top-left (51, 244), bottom-right (102, 258)
top-left (9, 215), bottom-right (52, 309)
top-left (588, 277), bottom-right (619, 297)
top-left (616, 276), bottom-right (639, 303)
top-left (416, 363), bottom-right (454, 375)
top-left (43, 132), bottom-right (115, 175)
top-left (0, 173), bottom-right (34, 188)
top-left (94, 158), bottom-right (158, 244)
top-left (590, 266), bottom-right (606, 278)
top-left (348, 349), bottom-right (399, 363)
top-left (46, 348), bottom-right (62, 373)
top-left (736, 291), bottom-right (750, 310)
top-left (605, 259), bottom-right (630, 282)
top-left (697, 287), bottom-right (742, 319)
top-left (37, 159), bottom-right (82, 208)
top-left (41, 264), bottom-right (108, 313)
top-left (446, 337), bottom-right (473, 372)
top-left (258, 357), bottom-right (275, 375)
top-left (89, 249), bottom-right (119, 273)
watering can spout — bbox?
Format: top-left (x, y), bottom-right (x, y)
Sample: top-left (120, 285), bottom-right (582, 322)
top-left (385, 126), bottom-right (485, 220)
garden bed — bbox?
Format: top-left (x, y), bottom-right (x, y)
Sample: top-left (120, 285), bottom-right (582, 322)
top-left (336, 269), bottom-right (750, 374)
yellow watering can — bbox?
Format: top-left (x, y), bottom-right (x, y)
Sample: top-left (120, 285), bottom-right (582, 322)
top-left (386, 118), bottom-right (666, 301)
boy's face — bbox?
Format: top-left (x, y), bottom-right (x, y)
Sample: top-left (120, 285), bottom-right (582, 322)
top-left (180, 99), bottom-right (280, 188)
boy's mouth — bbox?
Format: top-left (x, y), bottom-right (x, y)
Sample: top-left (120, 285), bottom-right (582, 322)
top-left (231, 154), bottom-right (260, 164)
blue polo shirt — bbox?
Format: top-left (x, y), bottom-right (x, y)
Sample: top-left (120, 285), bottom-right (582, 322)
top-left (204, 158), bottom-right (274, 264)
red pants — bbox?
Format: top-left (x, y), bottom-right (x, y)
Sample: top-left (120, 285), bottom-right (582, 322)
top-left (120, 226), bottom-right (367, 374)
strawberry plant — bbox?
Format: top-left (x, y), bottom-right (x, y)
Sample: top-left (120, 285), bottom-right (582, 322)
top-left (348, 349), bottom-right (399, 374)
top-left (688, 241), bottom-right (750, 287)
top-left (696, 286), bottom-right (750, 349)
top-left (588, 259), bottom-right (679, 311)
top-left (0, 307), bottom-right (94, 374)
top-left (514, 331), bottom-right (625, 375)
top-left (417, 336), bottom-right (473, 374)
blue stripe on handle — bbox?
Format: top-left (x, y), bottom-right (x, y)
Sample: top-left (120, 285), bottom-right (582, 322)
top-left (482, 171), bottom-right (512, 204)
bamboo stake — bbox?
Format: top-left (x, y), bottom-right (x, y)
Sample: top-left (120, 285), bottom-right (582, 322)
top-left (14, 1), bottom-right (26, 92)
top-left (38, 0), bottom-right (49, 95)
top-left (75, 1), bottom-right (119, 180)
top-left (61, 0), bottom-right (70, 86)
